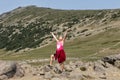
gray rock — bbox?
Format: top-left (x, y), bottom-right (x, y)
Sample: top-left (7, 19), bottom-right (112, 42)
top-left (53, 67), bottom-right (62, 74)
top-left (69, 61), bottom-right (79, 69)
top-left (102, 56), bottom-right (116, 65)
top-left (39, 71), bottom-right (45, 76)
top-left (115, 60), bottom-right (120, 69)
top-left (102, 54), bottom-right (120, 69)
top-left (93, 65), bottom-right (105, 72)
top-left (41, 65), bottom-right (53, 72)
top-left (93, 62), bottom-right (105, 75)
top-left (82, 74), bottom-right (94, 79)
top-left (14, 63), bottom-right (25, 77)
top-left (60, 71), bottom-right (70, 78)
top-left (99, 75), bottom-right (107, 79)
top-left (65, 65), bottom-right (73, 72)
top-left (0, 61), bottom-right (16, 78)
top-left (0, 75), bottom-right (8, 80)
top-left (44, 72), bottom-right (54, 79)
top-left (0, 61), bottom-right (24, 80)
top-left (69, 70), bottom-right (84, 80)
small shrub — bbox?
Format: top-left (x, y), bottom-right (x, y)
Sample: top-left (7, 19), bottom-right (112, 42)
top-left (80, 67), bottom-right (87, 71)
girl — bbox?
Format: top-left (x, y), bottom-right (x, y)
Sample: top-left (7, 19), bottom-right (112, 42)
top-left (50, 30), bottom-right (69, 71)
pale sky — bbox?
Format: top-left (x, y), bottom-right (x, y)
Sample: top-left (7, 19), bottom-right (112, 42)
top-left (0, 0), bottom-right (120, 14)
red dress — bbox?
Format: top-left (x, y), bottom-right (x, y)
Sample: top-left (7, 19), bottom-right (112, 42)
top-left (54, 41), bottom-right (66, 63)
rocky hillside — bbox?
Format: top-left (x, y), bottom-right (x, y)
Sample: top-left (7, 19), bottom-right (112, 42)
top-left (0, 5), bottom-right (120, 52)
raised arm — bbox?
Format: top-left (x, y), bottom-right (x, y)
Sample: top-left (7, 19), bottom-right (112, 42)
top-left (63, 29), bottom-right (71, 41)
top-left (63, 30), bottom-right (68, 41)
top-left (51, 32), bottom-right (58, 42)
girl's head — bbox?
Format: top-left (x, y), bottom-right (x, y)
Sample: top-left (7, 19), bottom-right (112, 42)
top-left (58, 35), bottom-right (63, 41)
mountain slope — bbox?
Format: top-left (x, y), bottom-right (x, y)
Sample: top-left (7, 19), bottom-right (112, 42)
top-left (0, 6), bottom-right (120, 56)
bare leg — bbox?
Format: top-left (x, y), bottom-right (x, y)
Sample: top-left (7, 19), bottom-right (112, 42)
top-left (50, 54), bottom-right (54, 66)
top-left (60, 62), bottom-right (64, 71)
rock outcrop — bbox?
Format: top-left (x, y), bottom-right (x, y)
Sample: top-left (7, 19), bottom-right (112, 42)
top-left (1, 54), bottom-right (120, 80)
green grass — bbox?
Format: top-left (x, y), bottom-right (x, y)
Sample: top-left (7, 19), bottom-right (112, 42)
top-left (0, 49), bottom-right (7, 55)
top-left (0, 27), bottom-right (120, 61)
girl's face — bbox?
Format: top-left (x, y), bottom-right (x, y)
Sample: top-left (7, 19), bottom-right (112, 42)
top-left (59, 36), bottom-right (63, 41)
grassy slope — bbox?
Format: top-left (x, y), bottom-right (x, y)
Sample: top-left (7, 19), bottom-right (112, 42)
top-left (0, 26), bottom-right (120, 61)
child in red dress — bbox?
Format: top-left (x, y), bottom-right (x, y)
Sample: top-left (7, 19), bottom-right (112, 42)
top-left (50, 30), bottom-right (69, 71)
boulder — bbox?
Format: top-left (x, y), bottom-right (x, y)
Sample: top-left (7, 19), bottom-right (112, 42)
top-left (0, 61), bottom-right (24, 80)
top-left (64, 65), bottom-right (73, 72)
top-left (53, 67), bottom-right (62, 74)
top-left (14, 63), bottom-right (25, 77)
top-left (69, 71), bottom-right (85, 80)
top-left (102, 54), bottom-right (120, 68)
top-left (102, 57), bottom-right (116, 65)
top-left (0, 75), bottom-right (8, 80)
top-left (115, 60), bottom-right (120, 69)
top-left (44, 72), bottom-right (54, 79)
top-left (0, 61), bottom-right (17, 78)
top-left (40, 65), bottom-right (53, 72)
